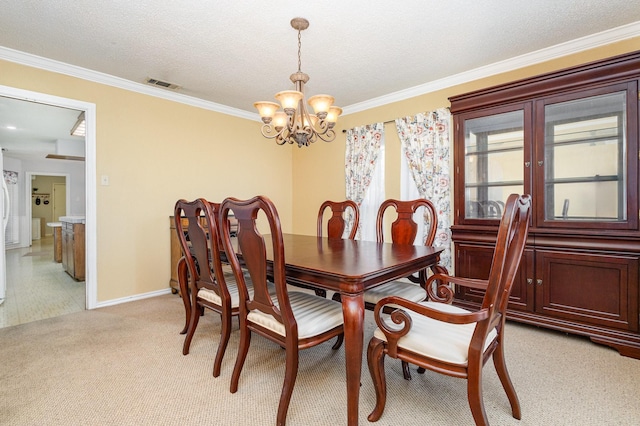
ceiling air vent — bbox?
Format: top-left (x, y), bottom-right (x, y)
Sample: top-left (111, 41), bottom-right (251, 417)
top-left (144, 77), bottom-right (181, 90)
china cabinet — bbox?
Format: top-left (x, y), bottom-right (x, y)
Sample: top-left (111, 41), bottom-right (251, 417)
top-left (450, 51), bottom-right (640, 358)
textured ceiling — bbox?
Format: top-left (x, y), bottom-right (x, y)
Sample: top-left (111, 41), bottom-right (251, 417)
top-left (0, 1), bottom-right (639, 160)
top-left (2, 1), bottom-right (640, 113)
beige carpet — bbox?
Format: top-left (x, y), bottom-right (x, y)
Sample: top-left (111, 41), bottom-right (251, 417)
top-left (1, 293), bottom-right (638, 425)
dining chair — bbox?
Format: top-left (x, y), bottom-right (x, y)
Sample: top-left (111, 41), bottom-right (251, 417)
top-left (315, 199), bottom-right (360, 301)
top-left (361, 198), bottom-right (444, 380)
top-left (317, 199), bottom-right (360, 239)
top-left (366, 194), bottom-right (531, 426)
top-left (219, 195), bottom-right (345, 426)
top-left (174, 198), bottom-right (246, 377)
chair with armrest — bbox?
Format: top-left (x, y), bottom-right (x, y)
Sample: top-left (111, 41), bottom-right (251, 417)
top-left (174, 198), bottom-right (246, 377)
top-left (366, 194), bottom-right (531, 425)
top-left (220, 195), bottom-right (345, 426)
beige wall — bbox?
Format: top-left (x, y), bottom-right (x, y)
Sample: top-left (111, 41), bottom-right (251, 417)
top-left (1, 36), bottom-right (638, 302)
top-left (0, 60), bottom-right (294, 302)
top-left (291, 37), bottom-right (640, 236)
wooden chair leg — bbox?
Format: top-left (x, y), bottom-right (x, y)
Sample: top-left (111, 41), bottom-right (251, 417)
top-left (401, 361), bottom-right (412, 380)
top-left (182, 300), bottom-right (201, 355)
top-left (230, 325), bottom-right (251, 393)
top-left (493, 343), bottom-right (521, 420)
top-left (276, 346), bottom-right (299, 426)
top-left (332, 333), bottom-right (344, 350)
top-left (467, 365), bottom-right (489, 426)
top-left (178, 259), bottom-right (190, 335)
top-left (213, 311), bottom-right (232, 378)
top-left (367, 337), bottom-right (388, 422)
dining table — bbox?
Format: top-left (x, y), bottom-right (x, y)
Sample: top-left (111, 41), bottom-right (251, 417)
top-left (269, 234), bottom-right (442, 425)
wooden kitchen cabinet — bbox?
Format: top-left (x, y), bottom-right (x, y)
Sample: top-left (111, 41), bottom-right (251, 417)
top-left (61, 221), bottom-right (85, 281)
top-left (449, 51), bottom-right (640, 358)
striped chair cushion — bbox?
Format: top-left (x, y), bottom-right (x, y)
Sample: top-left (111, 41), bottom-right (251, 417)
top-left (373, 301), bottom-right (497, 366)
top-left (364, 281), bottom-right (427, 306)
top-left (198, 269), bottom-right (270, 308)
top-left (248, 291), bottom-right (344, 339)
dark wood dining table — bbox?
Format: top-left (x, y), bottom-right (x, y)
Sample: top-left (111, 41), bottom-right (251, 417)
top-left (273, 234), bottom-right (442, 425)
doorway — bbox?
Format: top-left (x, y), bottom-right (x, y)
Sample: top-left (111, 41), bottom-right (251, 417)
top-left (0, 85), bottom-right (97, 326)
top-left (53, 182), bottom-right (66, 222)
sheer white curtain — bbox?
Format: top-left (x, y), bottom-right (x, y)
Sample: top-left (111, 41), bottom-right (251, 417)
top-left (400, 155), bottom-right (425, 244)
top-left (345, 123), bottom-right (385, 242)
top-left (396, 108), bottom-right (452, 268)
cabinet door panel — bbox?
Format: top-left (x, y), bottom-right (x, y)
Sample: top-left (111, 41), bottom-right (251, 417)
top-left (454, 243), bottom-right (532, 311)
top-left (536, 250), bottom-right (638, 331)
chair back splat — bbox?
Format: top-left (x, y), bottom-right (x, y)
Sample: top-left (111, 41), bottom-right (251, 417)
top-left (317, 199), bottom-right (360, 240)
top-left (376, 198), bottom-right (437, 246)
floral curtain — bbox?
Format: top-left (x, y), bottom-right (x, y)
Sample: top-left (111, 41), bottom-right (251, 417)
top-left (3, 170), bottom-right (18, 185)
top-left (395, 108), bottom-right (452, 269)
top-left (345, 123), bottom-right (384, 240)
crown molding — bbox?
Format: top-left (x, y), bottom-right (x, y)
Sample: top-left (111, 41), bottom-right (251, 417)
top-left (0, 46), bottom-right (258, 121)
top-left (2, 20), bottom-right (639, 120)
top-left (343, 21), bottom-right (640, 115)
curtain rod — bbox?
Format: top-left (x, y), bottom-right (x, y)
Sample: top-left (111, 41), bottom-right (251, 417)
top-left (341, 107), bottom-right (451, 132)
top-left (342, 119), bottom-right (394, 133)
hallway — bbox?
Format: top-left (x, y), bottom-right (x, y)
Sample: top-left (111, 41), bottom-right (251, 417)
top-left (0, 236), bottom-right (85, 328)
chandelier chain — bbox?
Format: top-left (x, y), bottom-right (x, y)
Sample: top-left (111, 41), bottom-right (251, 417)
top-left (297, 30), bottom-right (302, 73)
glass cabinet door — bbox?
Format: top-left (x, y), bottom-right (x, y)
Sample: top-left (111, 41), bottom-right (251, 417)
top-left (463, 109), bottom-right (525, 219)
top-left (540, 88), bottom-right (629, 226)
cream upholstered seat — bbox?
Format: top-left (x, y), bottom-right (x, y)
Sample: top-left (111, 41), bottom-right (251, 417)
top-left (367, 194), bottom-right (532, 426)
top-left (373, 301), bottom-right (497, 366)
top-left (219, 195), bottom-right (345, 426)
top-left (198, 267), bottom-right (275, 307)
top-left (363, 280), bottom-right (427, 306)
top-left (247, 290), bottom-right (344, 339)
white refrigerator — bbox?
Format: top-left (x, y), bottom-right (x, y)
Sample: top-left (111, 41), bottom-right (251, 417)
top-left (0, 148), bottom-right (8, 305)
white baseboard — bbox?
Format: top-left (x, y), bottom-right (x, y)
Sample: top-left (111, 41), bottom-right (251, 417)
top-left (93, 288), bottom-right (173, 309)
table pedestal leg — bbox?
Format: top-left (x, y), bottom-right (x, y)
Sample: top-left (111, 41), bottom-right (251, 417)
top-left (342, 292), bottom-right (365, 426)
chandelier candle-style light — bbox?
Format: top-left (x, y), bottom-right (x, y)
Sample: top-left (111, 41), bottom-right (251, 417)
top-left (254, 18), bottom-right (342, 148)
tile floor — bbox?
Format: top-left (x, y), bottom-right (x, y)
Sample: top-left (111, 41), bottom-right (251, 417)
top-left (0, 236), bottom-right (85, 328)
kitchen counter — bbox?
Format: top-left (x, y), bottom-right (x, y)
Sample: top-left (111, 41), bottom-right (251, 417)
top-left (59, 216), bottom-right (85, 224)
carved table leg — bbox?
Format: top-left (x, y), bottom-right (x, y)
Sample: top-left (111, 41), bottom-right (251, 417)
top-left (342, 292), bottom-right (365, 426)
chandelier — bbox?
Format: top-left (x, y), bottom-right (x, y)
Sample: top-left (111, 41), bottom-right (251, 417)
top-left (254, 18), bottom-right (342, 148)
